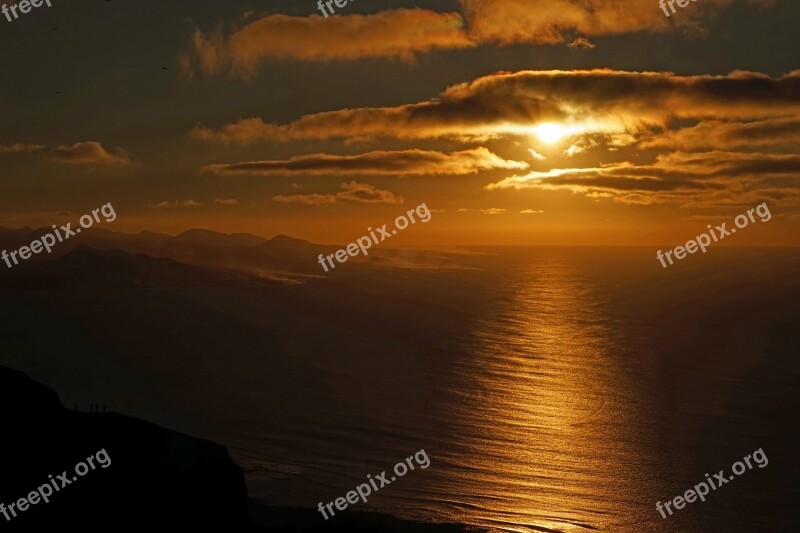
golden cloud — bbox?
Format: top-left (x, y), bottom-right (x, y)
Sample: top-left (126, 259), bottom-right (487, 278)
top-left (214, 198), bottom-right (240, 206)
top-left (191, 70), bottom-right (800, 144)
top-left (0, 143), bottom-right (45, 154)
top-left (487, 151), bottom-right (800, 206)
top-left (150, 199), bottom-right (202, 208)
top-left (49, 142), bottom-right (131, 166)
top-left (274, 181), bottom-right (403, 206)
top-left (182, 9), bottom-right (472, 78)
top-left (182, 0), bottom-right (775, 74)
top-left (641, 117), bottom-right (800, 150)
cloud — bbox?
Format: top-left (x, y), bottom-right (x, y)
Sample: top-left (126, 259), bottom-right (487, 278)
top-left (480, 208), bottom-right (506, 214)
top-left (191, 69), bottom-right (800, 143)
top-left (49, 142), bottom-right (131, 166)
top-left (528, 149), bottom-right (547, 160)
top-left (150, 199), bottom-right (202, 208)
top-left (568, 37), bottom-right (595, 50)
top-left (564, 144), bottom-right (584, 157)
top-left (641, 117), bottom-right (800, 150)
top-left (460, 0), bottom-right (688, 45)
top-left (182, 9), bottom-right (472, 78)
top-left (487, 151), bottom-right (800, 206)
top-left (0, 210), bottom-right (77, 225)
top-left (183, 1), bottom-right (774, 75)
top-left (273, 181), bottom-right (403, 206)
top-left (214, 198), bottom-right (239, 205)
top-left (272, 193), bottom-right (338, 206)
top-left (460, 0), bottom-right (776, 47)
top-left (203, 148), bottom-right (527, 177)
top-left (0, 143), bottom-right (45, 154)
top-left (520, 209), bottom-right (545, 214)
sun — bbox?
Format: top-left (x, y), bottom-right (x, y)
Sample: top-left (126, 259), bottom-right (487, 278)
top-left (532, 122), bottom-right (567, 144)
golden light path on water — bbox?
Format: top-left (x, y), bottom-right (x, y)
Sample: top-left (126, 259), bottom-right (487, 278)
top-left (431, 253), bottom-right (648, 533)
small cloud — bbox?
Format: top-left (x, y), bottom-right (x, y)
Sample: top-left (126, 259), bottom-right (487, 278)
top-left (568, 37), bottom-right (595, 50)
top-left (273, 181), bottom-right (402, 206)
top-left (336, 181), bottom-right (403, 204)
top-left (457, 208), bottom-right (471, 212)
top-left (0, 209), bottom-right (77, 225)
top-left (564, 138), bottom-right (598, 157)
top-left (480, 208), bottom-right (506, 215)
top-left (150, 199), bottom-right (202, 208)
top-left (291, 183), bottom-right (303, 189)
top-left (520, 209), bottom-right (545, 214)
top-left (273, 194), bottom-right (337, 206)
top-left (0, 143), bottom-right (45, 154)
top-left (214, 198), bottom-right (239, 206)
top-left (528, 149), bottom-right (547, 160)
top-left (49, 141), bottom-right (131, 166)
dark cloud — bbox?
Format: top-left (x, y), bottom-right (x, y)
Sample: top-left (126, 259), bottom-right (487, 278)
top-left (204, 148), bottom-right (527, 176)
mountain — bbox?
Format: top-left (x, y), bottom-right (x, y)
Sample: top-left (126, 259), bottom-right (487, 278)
top-left (0, 247), bottom-right (267, 289)
top-left (172, 229), bottom-right (268, 248)
top-left (0, 226), bottom-right (353, 280)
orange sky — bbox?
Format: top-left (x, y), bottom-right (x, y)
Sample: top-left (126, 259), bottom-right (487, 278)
top-left (0, 0), bottom-right (798, 245)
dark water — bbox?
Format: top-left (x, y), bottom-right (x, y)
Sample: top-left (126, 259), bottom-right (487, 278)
top-left (1, 247), bottom-right (799, 532)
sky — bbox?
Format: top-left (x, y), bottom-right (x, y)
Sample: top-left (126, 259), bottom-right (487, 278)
top-left (0, 0), bottom-right (798, 245)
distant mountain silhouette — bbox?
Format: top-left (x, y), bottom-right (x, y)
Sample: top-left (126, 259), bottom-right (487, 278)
top-left (0, 227), bottom-right (341, 279)
top-left (172, 229), bottom-right (268, 248)
top-left (0, 246), bottom-right (266, 289)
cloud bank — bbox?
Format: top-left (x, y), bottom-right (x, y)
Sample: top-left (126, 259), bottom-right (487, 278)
top-left (191, 69), bottom-right (800, 144)
top-left (182, 0), bottom-right (775, 76)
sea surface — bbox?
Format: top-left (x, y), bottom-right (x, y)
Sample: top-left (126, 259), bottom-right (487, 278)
top-left (1, 247), bottom-right (799, 532)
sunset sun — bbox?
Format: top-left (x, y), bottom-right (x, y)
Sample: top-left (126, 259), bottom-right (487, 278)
top-left (532, 123), bottom-right (567, 144)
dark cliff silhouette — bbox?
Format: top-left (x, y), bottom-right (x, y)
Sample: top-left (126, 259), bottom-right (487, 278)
top-left (0, 365), bottom-right (250, 530)
top-left (0, 366), bottom-right (484, 532)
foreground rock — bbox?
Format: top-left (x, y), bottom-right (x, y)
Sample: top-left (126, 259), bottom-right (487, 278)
top-left (0, 365), bottom-right (249, 530)
top-left (0, 366), bottom-right (484, 532)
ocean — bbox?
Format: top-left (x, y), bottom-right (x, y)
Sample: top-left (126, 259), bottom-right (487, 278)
top-left (1, 246), bottom-right (799, 532)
